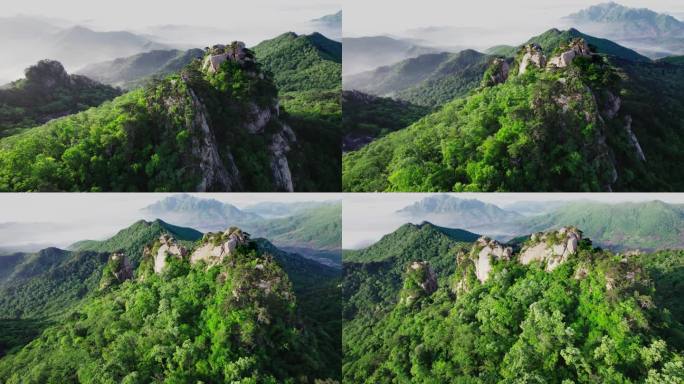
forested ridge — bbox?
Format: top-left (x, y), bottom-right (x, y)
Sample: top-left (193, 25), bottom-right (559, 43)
top-left (343, 224), bottom-right (684, 383)
top-left (0, 220), bottom-right (341, 383)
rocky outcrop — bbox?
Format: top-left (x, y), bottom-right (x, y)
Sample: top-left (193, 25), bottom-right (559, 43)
top-left (202, 42), bottom-right (254, 73)
top-left (485, 58), bottom-right (510, 85)
top-left (109, 252), bottom-right (133, 282)
top-left (623, 115), bottom-right (646, 162)
top-left (519, 227), bottom-right (581, 271)
top-left (473, 237), bottom-right (512, 282)
top-left (154, 234), bottom-right (188, 273)
top-left (547, 39), bottom-right (592, 68)
top-left (519, 44), bottom-right (546, 74)
top-left (400, 261), bottom-right (438, 306)
top-left (190, 227), bottom-right (250, 267)
top-left (603, 91), bottom-right (621, 119)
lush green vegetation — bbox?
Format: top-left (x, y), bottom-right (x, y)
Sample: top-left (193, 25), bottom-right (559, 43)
top-left (0, 319), bottom-right (52, 357)
top-left (343, 223), bottom-right (477, 320)
top-left (0, 30), bottom-right (342, 192)
top-left (342, 90), bottom-right (430, 151)
top-left (343, 30), bottom-right (684, 192)
top-left (0, 60), bottom-right (120, 137)
top-left (253, 32), bottom-right (341, 93)
top-left (0, 241), bottom-right (339, 383)
top-left (343, 226), bottom-right (684, 383)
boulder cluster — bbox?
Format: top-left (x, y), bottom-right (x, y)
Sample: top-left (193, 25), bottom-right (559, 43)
top-left (517, 38), bottom-right (593, 75)
top-left (519, 227), bottom-right (581, 271)
top-left (190, 227), bottom-right (250, 267)
top-left (201, 41), bottom-right (254, 73)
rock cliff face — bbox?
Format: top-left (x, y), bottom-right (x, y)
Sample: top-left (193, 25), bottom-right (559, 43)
top-left (519, 44), bottom-right (547, 74)
top-left (400, 261), bottom-right (438, 306)
top-left (148, 42), bottom-right (296, 192)
top-left (485, 58), bottom-right (510, 85)
top-left (109, 253), bottom-right (133, 282)
top-left (519, 227), bottom-right (581, 271)
top-left (153, 234), bottom-right (189, 273)
top-left (473, 237), bottom-right (513, 282)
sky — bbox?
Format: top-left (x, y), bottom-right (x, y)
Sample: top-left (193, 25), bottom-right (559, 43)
top-left (0, 193), bottom-right (337, 251)
top-left (344, 0), bottom-right (684, 47)
top-left (2, 0), bottom-right (339, 36)
top-left (342, 193), bottom-right (684, 250)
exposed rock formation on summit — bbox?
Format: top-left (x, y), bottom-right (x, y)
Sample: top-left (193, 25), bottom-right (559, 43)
top-left (484, 58), bottom-right (510, 86)
top-left (519, 227), bottom-right (581, 271)
top-left (202, 42), bottom-right (254, 73)
top-left (519, 44), bottom-right (546, 74)
top-left (190, 227), bottom-right (250, 266)
top-left (473, 237), bottom-right (512, 282)
top-left (548, 39), bottom-right (592, 68)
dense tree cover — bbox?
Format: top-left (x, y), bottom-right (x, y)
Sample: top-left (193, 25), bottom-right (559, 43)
top-left (343, 223), bottom-right (477, 320)
top-left (0, 241), bottom-right (340, 383)
top-left (0, 60), bottom-right (120, 137)
top-left (0, 249), bottom-right (109, 318)
top-left (343, 33), bottom-right (684, 192)
top-left (253, 32), bottom-right (341, 93)
top-left (342, 90), bottom-right (430, 151)
top-left (344, 50), bottom-right (491, 108)
top-left (0, 319), bottom-right (52, 357)
top-left (343, 229), bottom-right (684, 383)
top-left (0, 45), bottom-right (340, 191)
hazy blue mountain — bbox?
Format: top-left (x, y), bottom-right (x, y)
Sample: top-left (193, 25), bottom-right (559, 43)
top-left (141, 194), bottom-right (263, 232)
top-left (242, 201), bottom-right (334, 218)
top-left (564, 2), bottom-right (684, 58)
top-left (344, 49), bottom-right (491, 107)
top-left (397, 195), bottom-right (521, 229)
top-left (343, 35), bottom-right (437, 77)
top-left (311, 11), bottom-right (341, 30)
top-left (77, 48), bottom-right (204, 89)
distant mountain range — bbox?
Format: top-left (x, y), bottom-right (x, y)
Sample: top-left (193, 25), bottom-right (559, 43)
top-left (343, 35), bottom-right (437, 77)
top-left (0, 16), bottom-right (170, 84)
top-left (563, 2), bottom-right (684, 58)
top-left (387, 196), bottom-right (684, 252)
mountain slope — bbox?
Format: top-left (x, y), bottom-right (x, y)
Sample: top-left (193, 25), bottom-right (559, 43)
top-left (342, 90), bottom-right (431, 151)
top-left (344, 49), bottom-right (491, 107)
top-left (249, 202), bottom-right (342, 251)
top-left (77, 48), bottom-right (204, 89)
top-left (253, 32), bottom-right (341, 92)
top-left (344, 227), bottom-right (684, 382)
top-left (0, 60), bottom-right (120, 137)
top-left (0, 42), bottom-right (335, 192)
top-left (343, 222), bottom-right (477, 319)
top-left (343, 29), bottom-right (684, 192)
